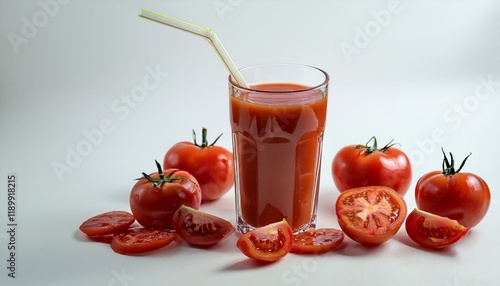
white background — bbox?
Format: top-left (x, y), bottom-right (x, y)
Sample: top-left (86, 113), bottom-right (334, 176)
top-left (1, 0), bottom-right (500, 285)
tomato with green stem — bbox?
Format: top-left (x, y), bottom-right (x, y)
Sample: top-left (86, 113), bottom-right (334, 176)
top-left (332, 136), bottom-right (412, 196)
top-left (164, 128), bottom-right (234, 202)
top-left (129, 161), bottom-right (201, 230)
top-left (415, 149), bottom-right (490, 228)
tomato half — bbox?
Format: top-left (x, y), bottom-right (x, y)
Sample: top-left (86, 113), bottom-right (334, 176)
top-left (290, 228), bottom-right (344, 254)
top-left (164, 128), bottom-right (234, 202)
top-left (172, 205), bottom-right (235, 245)
top-left (236, 220), bottom-right (293, 262)
top-left (405, 209), bottom-right (469, 249)
top-left (130, 161), bottom-right (201, 230)
top-left (335, 186), bottom-right (407, 245)
top-left (332, 137), bottom-right (412, 196)
top-left (110, 228), bottom-right (177, 254)
top-left (415, 149), bottom-right (490, 228)
top-left (79, 211), bottom-right (135, 237)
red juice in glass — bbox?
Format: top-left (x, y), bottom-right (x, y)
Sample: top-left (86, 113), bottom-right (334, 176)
top-left (229, 64), bottom-right (329, 233)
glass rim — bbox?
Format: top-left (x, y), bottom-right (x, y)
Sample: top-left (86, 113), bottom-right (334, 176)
top-left (228, 63), bottom-right (330, 94)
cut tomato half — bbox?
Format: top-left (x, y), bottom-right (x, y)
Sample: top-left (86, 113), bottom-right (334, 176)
top-left (110, 228), bottom-right (177, 254)
top-left (291, 228), bottom-right (344, 254)
top-left (335, 186), bottom-right (407, 245)
top-left (405, 209), bottom-right (469, 249)
top-left (79, 211), bottom-right (135, 237)
top-left (172, 205), bottom-right (235, 245)
top-left (236, 220), bottom-right (293, 262)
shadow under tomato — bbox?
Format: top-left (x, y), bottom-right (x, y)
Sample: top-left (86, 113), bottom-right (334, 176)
top-left (393, 232), bottom-right (459, 257)
top-left (221, 258), bottom-right (279, 271)
top-left (335, 239), bottom-right (389, 257)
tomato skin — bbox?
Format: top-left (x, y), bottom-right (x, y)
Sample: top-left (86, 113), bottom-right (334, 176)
top-left (130, 169), bottom-right (201, 230)
top-left (79, 211), bottom-right (135, 237)
top-left (164, 129), bottom-right (234, 202)
top-left (415, 171), bottom-right (490, 228)
top-left (236, 220), bottom-right (293, 262)
top-left (332, 141), bottom-right (412, 196)
top-left (405, 209), bottom-right (469, 249)
top-left (290, 228), bottom-right (344, 254)
top-left (110, 228), bottom-right (177, 254)
top-left (172, 205), bottom-right (235, 245)
top-left (335, 186), bottom-right (407, 245)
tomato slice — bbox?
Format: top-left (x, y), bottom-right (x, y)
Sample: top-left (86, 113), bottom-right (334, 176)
top-left (405, 209), bottom-right (469, 249)
top-left (236, 220), bottom-right (293, 262)
top-left (172, 205), bottom-right (235, 245)
top-left (79, 211), bottom-right (135, 237)
top-left (110, 228), bottom-right (177, 254)
top-left (290, 228), bottom-right (344, 254)
top-left (335, 186), bottom-right (407, 245)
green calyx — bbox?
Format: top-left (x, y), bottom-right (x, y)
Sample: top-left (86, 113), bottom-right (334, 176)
top-left (355, 136), bottom-right (399, 154)
top-left (192, 127), bottom-right (223, 148)
top-left (138, 160), bottom-right (185, 188)
top-left (441, 148), bottom-right (471, 176)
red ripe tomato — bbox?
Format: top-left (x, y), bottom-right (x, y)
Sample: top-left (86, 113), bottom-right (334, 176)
top-left (405, 209), bottom-right (469, 249)
top-left (335, 186), bottom-right (407, 245)
top-left (290, 228), bottom-right (344, 254)
top-left (172, 205), bottom-right (235, 245)
top-left (332, 137), bottom-right (412, 196)
top-left (79, 211), bottom-right (135, 237)
top-left (110, 228), bottom-right (177, 254)
top-left (129, 161), bottom-right (201, 230)
top-left (415, 149), bottom-right (490, 228)
top-left (164, 128), bottom-right (234, 202)
top-left (236, 220), bottom-right (293, 262)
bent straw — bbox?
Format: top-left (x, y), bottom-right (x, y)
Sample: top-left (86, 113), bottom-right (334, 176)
top-left (139, 9), bottom-right (249, 88)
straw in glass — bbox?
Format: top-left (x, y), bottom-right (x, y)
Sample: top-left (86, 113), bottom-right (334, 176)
top-left (139, 9), bottom-right (248, 88)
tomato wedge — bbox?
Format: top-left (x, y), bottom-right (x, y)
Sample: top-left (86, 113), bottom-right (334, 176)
top-left (335, 186), bottom-right (407, 245)
top-left (79, 211), bottom-right (135, 237)
top-left (236, 220), bottom-right (293, 262)
top-left (405, 209), bottom-right (469, 249)
top-left (110, 228), bottom-right (177, 254)
top-left (290, 228), bottom-right (344, 254)
top-left (172, 205), bottom-right (235, 245)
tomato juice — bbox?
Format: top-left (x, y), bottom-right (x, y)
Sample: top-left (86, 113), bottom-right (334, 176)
top-left (230, 82), bottom-right (328, 233)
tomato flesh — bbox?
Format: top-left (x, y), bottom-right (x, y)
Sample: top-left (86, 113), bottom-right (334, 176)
top-left (291, 228), bottom-right (344, 254)
top-left (405, 209), bottom-right (469, 249)
top-left (110, 228), bottom-right (177, 254)
top-left (79, 211), bottom-right (135, 237)
top-left (172, 205), bottom-right (235, 245)
top-left (236, 220), bottom-right (293, 262)
top-left (335, 186), bottom-right (407, 245)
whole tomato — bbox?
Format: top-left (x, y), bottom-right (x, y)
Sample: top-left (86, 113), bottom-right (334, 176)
top-left (130, 161), bottom-right (202, 230)
top-left (415, 149), bottom-right (490, 228)
top-left (331, 136), bottom-right (412, 196)
top-left (164, 128), bottom-right (234, 202)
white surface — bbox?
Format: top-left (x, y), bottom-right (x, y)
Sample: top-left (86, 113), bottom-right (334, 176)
top-left (1, 1), bottom-right (500, 285)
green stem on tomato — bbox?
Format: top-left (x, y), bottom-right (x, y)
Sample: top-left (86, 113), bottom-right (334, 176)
top-left (441, 148), bottom-right (472, 176)
top-left (355, 136), bottom-right (399, 154)
top-left (138, 160), bottom-right (185, 188)
top-left (192, 127), bottom-right (223, 148)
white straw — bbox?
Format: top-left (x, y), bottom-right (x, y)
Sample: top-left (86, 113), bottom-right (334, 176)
top-left (139, 9), bottom-right (249, 88)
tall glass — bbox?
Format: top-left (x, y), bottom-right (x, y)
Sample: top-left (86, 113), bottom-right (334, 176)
top-left (229, 64), bottom-right (329, 233)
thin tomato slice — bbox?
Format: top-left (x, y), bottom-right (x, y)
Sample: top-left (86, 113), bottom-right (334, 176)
top-left (236, 220), bottom-right (293, 262)
top-left (335, 186), bottom-right (407, 245)
top-left (79, 211), bottom-right (135, 237)
top-left (291, 228), bottom-right (344, 254)
top-left (110, 228), bottom-right (177, 254)
top-left (405, 209), bottom-right (469, 249)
